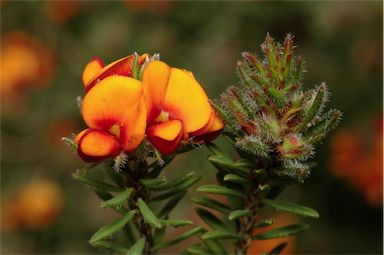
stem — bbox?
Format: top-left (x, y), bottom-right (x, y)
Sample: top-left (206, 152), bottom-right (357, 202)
top-left (124, 160), bottom-right (155, 254)
top-left (235, 188), bottom-right (261, 255)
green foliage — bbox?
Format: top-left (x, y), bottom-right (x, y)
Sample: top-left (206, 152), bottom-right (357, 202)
top-left (193, 34), bottom-right (339, 254)
top-left (73, 160), bottom-right (202, 254)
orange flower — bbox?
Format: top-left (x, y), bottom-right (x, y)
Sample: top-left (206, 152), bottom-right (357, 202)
top-left (75, 54), bottom-right (148, 162)
top-left (329, 115), bottom-right (383, 207)
top-left (1, 179), bottom-right (63, 231)
top-left (142, 60), bottom-right (223, 155)
top-left (0, 32), bottom-right (54, 99)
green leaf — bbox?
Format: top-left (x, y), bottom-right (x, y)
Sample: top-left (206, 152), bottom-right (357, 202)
top-left (297, 83), bottom-right (328, 131)
top-left (127, 238), bottom-right (145, 255)
top-left (196, 208), bottom-right (226, 231)
top-left (100, 162), bottom-right (125, 188)
top-left (185, 244), bottom-right (209, 254)
top-left (206, 143), bottom-right (227, 157)
top-left (192, 196), bottom-right (231, 215)
top-left (254, 218), bottom-right (275, 228)
top-left (158, 191), bottom-right (186, 219)
top-left (150, 174), bottom-right (200, 202)
top-left (152, 226), bottom-right (205, 251)
top-left (90, 240), bottom-right (129, 254)
top-left (160, 219), bottom-right (193, 228)
top-left (228, 209), bottom-right (252, 221)
top-left (262, 199), bottom-right (319, 218)
top-left (140, 176), bottom-right (167, 189)
top-left (94, 189), bottom-right (126, 214)
top-left (137, 198), bottom-right (162, 228)
top-left (72, 172), bottom-right (123, 192)
top-left (254, 223), bottom-right (310, 240)
top-left (269, 242), bottom-right (288, 255)
top-left (204, 239), bottom-right (227, 254)
top-left (224, 174), bottom-right (251, 184)
top-left (146, 172), bottom-right (197, 191)
top-left (208, 155), bottom-right (250, 177)
top-left (202, 230), bottom-right (240, 240)
top-left (101, 188), bottom-right (133, 209)
top-left (197, 185), bottom-right (244, 198)
top-left (89, 210), bottom-right (136, 243)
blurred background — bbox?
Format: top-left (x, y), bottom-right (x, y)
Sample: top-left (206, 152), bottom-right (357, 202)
top-left (1, 1), bottom-right (382, 254)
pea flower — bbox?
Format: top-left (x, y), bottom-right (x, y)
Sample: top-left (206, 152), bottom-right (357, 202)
top-left (142, 60), bottom-right (223, 155)
top-left (75, 54), bottom-right (148, 162)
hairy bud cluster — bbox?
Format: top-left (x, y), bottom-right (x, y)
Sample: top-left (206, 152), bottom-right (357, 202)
top-left (213, 34), bottom-right (342, 183)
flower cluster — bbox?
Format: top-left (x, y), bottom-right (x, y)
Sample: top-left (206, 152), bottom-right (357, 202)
top-left (74, 54), bottom-right (223, 162)
top-left (329, 115), bottom-right (382, 207)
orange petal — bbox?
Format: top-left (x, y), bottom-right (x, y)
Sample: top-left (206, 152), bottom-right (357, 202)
top-left (192, 110), bottom-right (224, 143)
top-left (142, 60), bottom-right (171, 121)
top-left (147, 120), bottom-right (183, 155)
top-left (74, 129), bottom-right (88, 144)
top-left (163, 68), bottom-right (211, 133)
top-left (82, 75), bottom-right (143, 131)
top-left (82, 57), bottom-right (104, 87)
top-left (78, 129), bottom-right (121, 162)
top-left (120, 97), bottom-right (147, 151)
top-left (85, 54), bottom-right (148, 93)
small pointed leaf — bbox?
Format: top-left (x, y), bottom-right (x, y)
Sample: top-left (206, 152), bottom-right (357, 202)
top-left (152, 226), bottom-right (205, 251)
top-left (196, 208), bottom-right (226, 231)
top-left (197, 185), bottom-right (243, 198)
top-left (137, 198), bottom-right (162, 228)
top-left (262, 199), bottom-right (319, 218)
top-left (89, 210), bottom-right (136, 243)
top-left (192, 196), bottom-right (231, 215)
top-left (127, 238), bottom-right (145, 255)
top-left (254, 218), bottom-right (275, 228)
top-left (202, 230), bottom-right (240, 240)
top-left (160, 219), bottom-right (193, 228)
top-left (72, 172), bottom-right (123, 192)
top-left (224, 174), bottom-right (251, 184)
top-left (228, 209), bottom-right (252, 221)
top-left (90, 240), bottom-right (129, 254)
top-left (254, 223), bottom-right (309, 240)
top-left (269, 242), bottom-right (288, 255)
top-left (101, 188), bottom-right (133, 209)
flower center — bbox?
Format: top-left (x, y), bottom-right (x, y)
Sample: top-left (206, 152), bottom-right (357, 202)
top-left (156, 110), bottom-right (170, 123)
top-left (109, 124), bottom-right (121, 138)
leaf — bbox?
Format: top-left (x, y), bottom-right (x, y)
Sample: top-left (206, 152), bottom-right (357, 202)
top-left (158, 191), bottom-right (186, 219)
top-left (160, 219), bottom-right (193, 228)
top-left (127, 238), bottom-right (145, 255)
top-left (228, 209), bottom-right (252, 221)
top-left (137, 198), bottom-right (162, 228)
top-left (254, 223), bottom-right (310, 240)
top-left (192, 196), bottom-right (231, 215)
top-left (224, 174), bottom-right (251, 184)
top-left (72, 172), bottom-right (123, 192)
top-left (262, 199), bottom-right (319, 218)
top-left (202, 230), bottom-right (240, 241)
top-left (206, 143), bottom-right (227, 157)
top-left (197, 185), bottom-right (244, 198)
top-left (89, 210), bottom-right (136, 243)
top-left (139, 176), bottom-right (166, 189)
top-left (185, 244), bottom-right (209, 254)
top-left (152, 226), bottom-right (205, 251)
top-left (100, 162), bottom-right (125, 188)
top-left (101, 188), bottom-right (133, 209)
top-left (254, 218), bottom-right (275, 228)
top-left (90, 240), bottom-right (129, 254)
top-left (204, 239), bottom-right (227, 254)
top-left (145, 172), bottom-right (197, 191)
top-left (150, 174), bottom-right (201, 202)
top-left (196, 208), bottom-right (226, 231)
top-left (269, 242), bottom-right (288, 255)
top-left (94, 189), bottom-right (126, 214)
top-left (208, 155), bottom-right (250, 177)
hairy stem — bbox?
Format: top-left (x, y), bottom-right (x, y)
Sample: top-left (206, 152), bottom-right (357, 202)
top-left (235, 189), bottom-right (261, 255)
